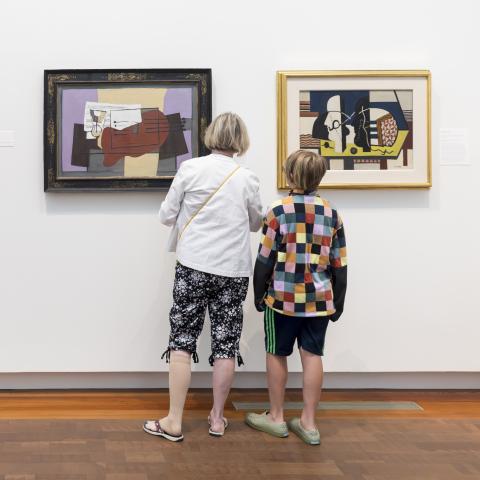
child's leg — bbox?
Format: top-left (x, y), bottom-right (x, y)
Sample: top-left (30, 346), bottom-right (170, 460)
top-left (299, 347), bottom-right (324, 431)
top-left (297, 316), bottom-right (329, 431)
top-left (245, 308), bottom-right (299, 438)
top-left (266, 353), bottom-right (288, 423)
top-left (264, 307), bottom-right (301, 423)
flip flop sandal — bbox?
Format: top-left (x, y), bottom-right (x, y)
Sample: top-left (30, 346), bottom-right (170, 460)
top-left (208, 416), bottom-right (229, 437)
top-left (143, 420), bottom-right (184, 442)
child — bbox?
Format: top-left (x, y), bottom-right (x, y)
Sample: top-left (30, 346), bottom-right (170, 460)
top-left (245, 150), bottom-right (347, 445)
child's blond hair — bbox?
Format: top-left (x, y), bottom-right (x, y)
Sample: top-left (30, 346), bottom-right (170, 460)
top-left (284, 150), bottom-right (327, 191)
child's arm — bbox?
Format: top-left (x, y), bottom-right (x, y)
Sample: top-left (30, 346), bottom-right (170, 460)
top-left (253, 261), bottom-right (273, 312)
top-left (329, 212), bottom-right (348, 321)
top-left (253, 208), bottom-right (280, 311)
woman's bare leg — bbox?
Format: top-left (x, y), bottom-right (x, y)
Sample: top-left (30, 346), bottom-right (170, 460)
top-left (158, 350), bottom-right (191, 435)
top-left (210, 357), bottom-right (235, 433)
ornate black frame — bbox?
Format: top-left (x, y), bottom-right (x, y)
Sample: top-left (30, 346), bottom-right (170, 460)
top-left (44, 69), bottom-right (212, 192)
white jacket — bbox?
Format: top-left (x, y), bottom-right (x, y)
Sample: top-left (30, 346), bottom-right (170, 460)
top-left (158, 153), bottom-right (263, 277)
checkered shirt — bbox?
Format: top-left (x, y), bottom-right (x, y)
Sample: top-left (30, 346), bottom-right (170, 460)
top-left (257, 194), bottom-right (347, 317)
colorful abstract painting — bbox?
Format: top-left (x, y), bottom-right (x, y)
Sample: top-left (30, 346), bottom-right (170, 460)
top-left (44, 70), bottom-right (211, 191)
top-left (299, 90), bottom-right (413, 171)
top-left (277, 71), bottom-right (431, 189)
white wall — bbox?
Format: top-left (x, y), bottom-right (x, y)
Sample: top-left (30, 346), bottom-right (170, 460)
top-left (0, 0), bottom-right (479, 378)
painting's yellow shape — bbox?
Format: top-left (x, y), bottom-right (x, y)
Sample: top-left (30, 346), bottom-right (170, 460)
top-left (124, 153), bottom-right (159, 177)
top-left (320, 130), bottom-right (409, 158)
top-left (97, 88), bottom-right (166, 110)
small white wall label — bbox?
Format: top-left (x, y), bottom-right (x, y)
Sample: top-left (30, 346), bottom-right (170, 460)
top-left (439, 128), bottom-right (470, 166)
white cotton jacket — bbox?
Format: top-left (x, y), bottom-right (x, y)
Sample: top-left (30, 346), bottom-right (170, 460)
top-left (158, 153), bottom-right (263, 277)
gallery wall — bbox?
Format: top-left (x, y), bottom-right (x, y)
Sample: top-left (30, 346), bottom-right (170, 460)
top-left (0, 0), bottom-right (479, 380)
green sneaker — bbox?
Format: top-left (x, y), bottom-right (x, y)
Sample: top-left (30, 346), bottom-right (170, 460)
top-left (245, 411), bottom-right (289, 438)
top-left (287, 417), bottom-right (321, 445)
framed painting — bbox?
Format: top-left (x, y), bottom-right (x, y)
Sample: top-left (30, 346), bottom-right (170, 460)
top-left (44, 69), bottom-right (212, 191)
top-left (277, 70), bottom-right (431, 189)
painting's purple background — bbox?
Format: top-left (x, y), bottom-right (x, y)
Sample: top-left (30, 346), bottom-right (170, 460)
top-left (61, 86), bottom-right (193, 173)
top-left (61, 88), bottom-right (98, 172)
top-left (164, 88), bottom-right (193, 167)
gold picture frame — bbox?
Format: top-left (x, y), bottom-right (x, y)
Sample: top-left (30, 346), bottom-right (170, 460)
top-left (277, 70), bottom-right (431, 189)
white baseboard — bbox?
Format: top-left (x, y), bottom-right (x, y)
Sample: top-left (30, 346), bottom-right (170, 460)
top-left (0, 372), bottom-right (479, 390)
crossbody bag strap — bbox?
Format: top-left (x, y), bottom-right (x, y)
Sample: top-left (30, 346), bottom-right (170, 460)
top-left (178, 165), bottom-right (241, 241)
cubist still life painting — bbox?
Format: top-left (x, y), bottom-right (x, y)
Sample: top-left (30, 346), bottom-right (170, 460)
top-left (277, 71), bottom-right (431, 189)
top-left (44, 70), bottom-right (211, 191)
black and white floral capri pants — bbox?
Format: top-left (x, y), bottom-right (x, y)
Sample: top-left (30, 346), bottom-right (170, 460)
top-left (163, 262), bottom-right (249, 366)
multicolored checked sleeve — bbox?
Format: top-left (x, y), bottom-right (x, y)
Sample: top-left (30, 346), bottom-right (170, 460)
top-left (257, 209), bottom-right (281, 267)
top-left (253, 209), bottom-right (281, 310)
top-left (330, 213), bottom-right (348, 321)
top-left (329, 212), bottom-right (348, 268)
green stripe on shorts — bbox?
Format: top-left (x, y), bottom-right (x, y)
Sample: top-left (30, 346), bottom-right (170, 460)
top-left (264, 308), bottom-right (270, 352)
top-left (264, 308), bottom-right (269, 352)
top-left (270, 308), bottom-right (276, 353)
top-left (265, 307), bottom-right (276, 354)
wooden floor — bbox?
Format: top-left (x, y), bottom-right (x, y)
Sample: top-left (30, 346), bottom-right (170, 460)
top-left (0, 390), bottom-right (479, 479)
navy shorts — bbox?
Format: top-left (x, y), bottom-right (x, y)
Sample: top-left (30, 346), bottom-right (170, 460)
top-left (264, 306), bottom-right (329, 356)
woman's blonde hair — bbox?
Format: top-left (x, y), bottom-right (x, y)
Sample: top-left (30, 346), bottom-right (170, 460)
top-left (284, 150), bottom-right (327, 191)
top-left (204, 112), bottom-right (250, 156)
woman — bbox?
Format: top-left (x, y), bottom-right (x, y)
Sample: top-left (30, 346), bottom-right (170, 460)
top-left (144, 112), bottom-right (263, 441)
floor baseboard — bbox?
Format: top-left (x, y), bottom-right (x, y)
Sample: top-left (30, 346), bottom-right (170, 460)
top-left (0, 372), bottom-right (479, 390)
